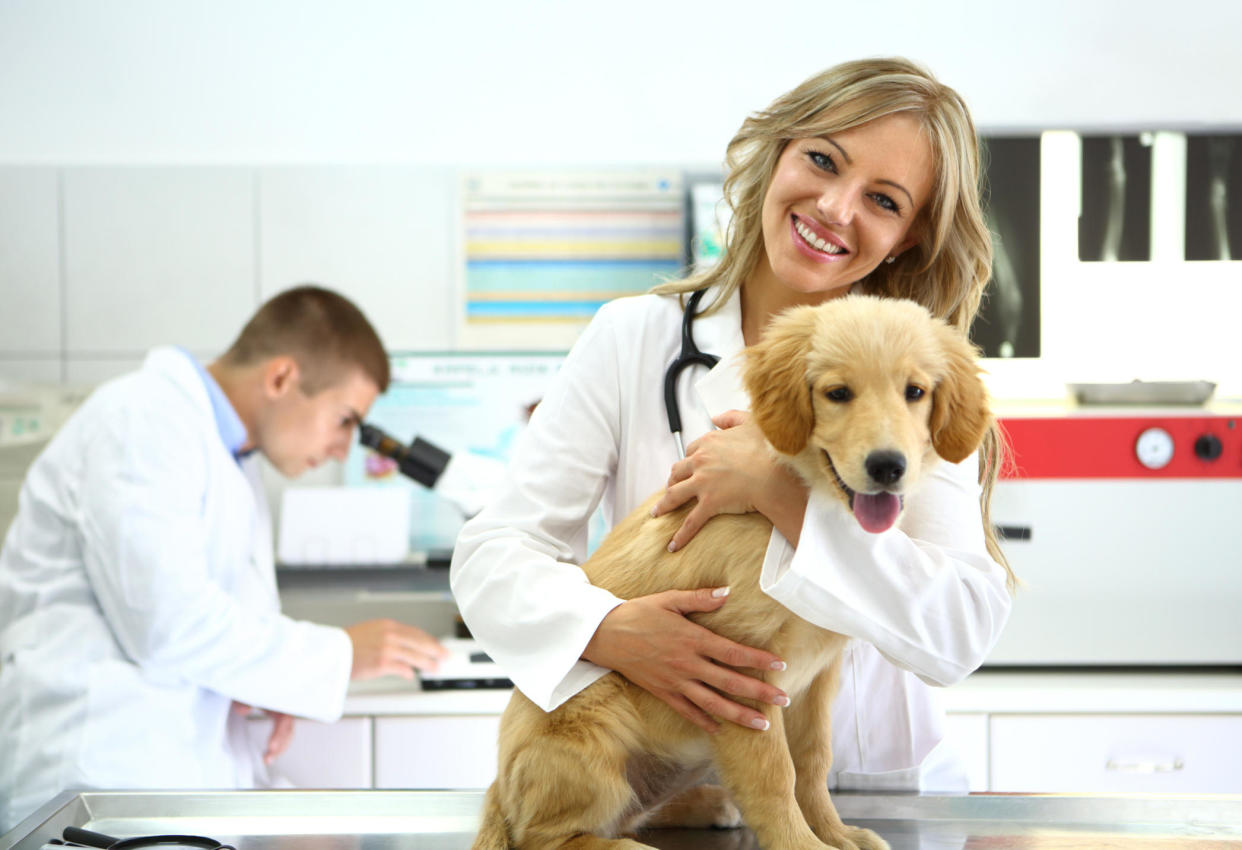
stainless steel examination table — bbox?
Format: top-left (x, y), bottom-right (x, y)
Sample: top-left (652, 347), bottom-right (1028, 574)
top-left (5, 790), bottom-right (1242, 850)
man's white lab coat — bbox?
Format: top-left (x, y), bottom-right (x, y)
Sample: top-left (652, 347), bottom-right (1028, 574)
top-left (0, 348), bottom-right (352, 831)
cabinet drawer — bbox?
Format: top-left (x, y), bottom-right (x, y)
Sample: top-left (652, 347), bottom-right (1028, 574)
top-left (990, 714), bottom-right (1242, 793)
top-left (943, 712), bottom-right (989, 792)
top-left (374, 715), bottom-right (501, 789)
top-left (248, 716), bottom-right (372, 788)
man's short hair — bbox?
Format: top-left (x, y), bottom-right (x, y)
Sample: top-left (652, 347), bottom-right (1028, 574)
top-left (222, 285), bottom-right (390, 394)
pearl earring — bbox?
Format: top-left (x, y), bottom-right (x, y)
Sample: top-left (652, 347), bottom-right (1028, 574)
top-left (885, 255), bottom-right (896, 264)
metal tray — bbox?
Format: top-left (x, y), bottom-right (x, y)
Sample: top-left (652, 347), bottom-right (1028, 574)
top-left (1069, 380), bottom-right (1217, 406)
top-left (6, 790), bottom-right (1242, 850)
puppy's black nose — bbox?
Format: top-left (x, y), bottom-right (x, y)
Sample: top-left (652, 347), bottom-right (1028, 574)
top-left (866, 451), bottom-right (906, 486)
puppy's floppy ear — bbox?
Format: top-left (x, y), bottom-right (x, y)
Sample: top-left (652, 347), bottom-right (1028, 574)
top-left (929, 322), bottom-right (992, 464)
top-left (744, 306), bottom-right (818, 455)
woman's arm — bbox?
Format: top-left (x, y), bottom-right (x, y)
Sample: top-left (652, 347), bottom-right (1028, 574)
top-left (450, 302), bottom-right (786, 727)
top-left (652, 413), bottom-right (1010, 686)
top-left (761, 453), bottom-right (1011, 685)
top-left (450, 304), bottom-right (630, 711)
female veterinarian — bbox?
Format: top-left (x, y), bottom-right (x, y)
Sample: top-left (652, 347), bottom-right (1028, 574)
top-left (450, 57), bottom-right (1015, 792)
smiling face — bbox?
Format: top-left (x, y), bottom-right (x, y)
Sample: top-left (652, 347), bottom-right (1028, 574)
top-left (256, 364), bottom-right (379, 478)
top-left (754, 113), bottom-right (936, 303)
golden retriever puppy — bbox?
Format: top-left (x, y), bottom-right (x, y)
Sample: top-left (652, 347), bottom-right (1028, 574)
top-left (473, 295), bottom-right (991, 850)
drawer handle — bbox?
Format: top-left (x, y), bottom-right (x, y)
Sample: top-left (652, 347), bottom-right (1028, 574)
top-left (1105, 755), bottom-right (1185, 774)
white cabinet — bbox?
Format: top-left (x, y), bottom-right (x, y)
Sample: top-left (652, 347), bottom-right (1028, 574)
top-left (243, 672), bottom-right (1242, 793)
top-left (257, 167), bottom-right (457, 352)
top-left (249, 716), bottom-right (373, 789)
top-left (62, 167), bottom-right (256, 356)
top-left (989, 714), bottom-right (1242, 793)
top-left (249, 710), bottom-right (1242, 793)
top-left (942, 712), bottom-right (989, 792)
top-left (373, 715), bottom-right (501, 790)
top-left (0, 168), bottom-right (61, 355)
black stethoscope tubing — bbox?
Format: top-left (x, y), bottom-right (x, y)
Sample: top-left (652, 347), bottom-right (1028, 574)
top-left (56, 827), bottom-right (235, 850)
top-left (663, 288), bottom-right (720, 459)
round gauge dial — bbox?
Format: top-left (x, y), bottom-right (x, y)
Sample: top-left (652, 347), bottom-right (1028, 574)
top-left (1135, 427), bottom-right (1175, 470)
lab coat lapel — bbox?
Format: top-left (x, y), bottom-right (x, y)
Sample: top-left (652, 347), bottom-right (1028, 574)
top-left (240, 456), bottom-right (279, 607)
top-left (147, 348), bottom-right (274, 603)
top-left (692, 288), bottom-right (749, 420)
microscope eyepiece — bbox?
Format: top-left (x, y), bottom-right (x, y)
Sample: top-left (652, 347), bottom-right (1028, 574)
top-left (357, 421), bottom-right (451, 489)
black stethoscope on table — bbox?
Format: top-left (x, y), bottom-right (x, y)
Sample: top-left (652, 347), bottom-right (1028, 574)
top-left (663, 288), bottom-right (720, 459)
top-left (48, 827), bottom-right (235, 850)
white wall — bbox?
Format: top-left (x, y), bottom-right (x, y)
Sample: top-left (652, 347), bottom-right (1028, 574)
top-left (3, 0), bottom-right (1242, 165)
top-left (1, 0), bottom-right (1239, 401)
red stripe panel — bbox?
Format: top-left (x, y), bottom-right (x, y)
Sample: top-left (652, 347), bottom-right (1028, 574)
top-left (997, 415), bottom-right (1242, 479)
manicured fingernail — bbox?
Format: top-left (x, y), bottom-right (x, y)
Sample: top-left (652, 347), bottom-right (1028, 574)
top-left (773, 695), bottom-right (790, 707)
top-left (770, 660), bottom-right (786, 671)
top-left (667, 541), bottom-right (678, 553)
top-left (711, 586), bottom-right (730, 598)
top-left (650, 506), bottom-right (658, 517)
top-left (751, 717), bottom-right (770, 731)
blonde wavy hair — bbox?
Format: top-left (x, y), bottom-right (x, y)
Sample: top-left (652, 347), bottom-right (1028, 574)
top-left (654, 57), bottom-right (1015, 590)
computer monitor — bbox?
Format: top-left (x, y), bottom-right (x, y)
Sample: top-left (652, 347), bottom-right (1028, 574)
top-left (343, 351), bottom-right (566, 562)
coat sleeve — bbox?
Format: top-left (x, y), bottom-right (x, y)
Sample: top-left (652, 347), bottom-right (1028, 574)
top-left (450, 302), bottom-right (631, 711)
top-left (758, 452), bottom-right (1012, 687)
top-left (77, 399), bottom-right (352, 723)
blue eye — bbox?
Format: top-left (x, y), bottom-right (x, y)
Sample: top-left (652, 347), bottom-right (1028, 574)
top-left (808, 150), bottom-right (837, 173)
top-left (872, 193), bottom-right (900, 213)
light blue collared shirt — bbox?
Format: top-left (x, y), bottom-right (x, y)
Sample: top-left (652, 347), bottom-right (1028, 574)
top-left (177, 347), bottom-right (250, 462)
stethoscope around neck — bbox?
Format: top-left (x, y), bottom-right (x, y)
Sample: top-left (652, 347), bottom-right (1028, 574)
top-left (663, 288), bottom-right (720, 459)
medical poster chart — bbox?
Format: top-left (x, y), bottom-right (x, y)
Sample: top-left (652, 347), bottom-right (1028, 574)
top-left (461, 170), bottom-right (685, 327)
top-left (343, 352), bottom-right (565, 558)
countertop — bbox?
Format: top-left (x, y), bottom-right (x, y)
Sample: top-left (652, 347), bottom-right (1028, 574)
top-left (7, 789), bottom-right (1242, 850)
top-left (342, 669), bottom-right (1242, 717)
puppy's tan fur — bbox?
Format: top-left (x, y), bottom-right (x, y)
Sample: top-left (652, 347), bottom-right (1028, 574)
top-left (474, 295), bottom-right (991, 850)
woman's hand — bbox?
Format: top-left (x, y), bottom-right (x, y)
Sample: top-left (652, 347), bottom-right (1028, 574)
top-left (582, 587), bottom-right (789, 734)
top-left (652, 410), bottom-right (808, 551)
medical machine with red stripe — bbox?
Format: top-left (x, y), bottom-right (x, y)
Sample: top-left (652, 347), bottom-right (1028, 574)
top-left (984, 410), bottom-right (1241, 667)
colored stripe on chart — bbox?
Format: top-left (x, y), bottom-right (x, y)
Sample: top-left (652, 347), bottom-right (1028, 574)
top-left (467, 300), bottom-right (609, 319)
top-left (466, 260), bottom-right (681, 294)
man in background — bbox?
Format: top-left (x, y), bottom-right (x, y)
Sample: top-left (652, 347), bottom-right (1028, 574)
top-left (0, 285), bottom-right (447, 831)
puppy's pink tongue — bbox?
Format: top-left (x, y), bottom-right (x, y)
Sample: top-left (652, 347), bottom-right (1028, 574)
top-left (853, 493), bottom-right (902, 533)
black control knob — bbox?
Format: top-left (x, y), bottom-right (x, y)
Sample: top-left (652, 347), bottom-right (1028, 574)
top-left (1194, 434), bottom-right (1223, 461)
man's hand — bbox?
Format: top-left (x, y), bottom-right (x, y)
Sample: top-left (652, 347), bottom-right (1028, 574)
top-left (344, 619), bottom-right (450, 681)
top-left (582, 587), bottom-right (789, 734)
top-left (231, 701), bottom-right (295, 765)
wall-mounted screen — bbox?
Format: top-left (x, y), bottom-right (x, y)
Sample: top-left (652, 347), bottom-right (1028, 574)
top-left (344, 351), bottom-right (565, 561)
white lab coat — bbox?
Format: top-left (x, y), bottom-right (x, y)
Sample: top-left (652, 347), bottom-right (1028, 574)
top-left (450, 287), bottom-right (1012, 792)
top-left (0, 348), bottom-right (352, 832)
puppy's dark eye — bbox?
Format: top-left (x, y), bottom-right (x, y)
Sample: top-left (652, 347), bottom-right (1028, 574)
top-left (906, 385), bottom-right (926, 402)
top-left (826, 387), bottom-right (853, 403)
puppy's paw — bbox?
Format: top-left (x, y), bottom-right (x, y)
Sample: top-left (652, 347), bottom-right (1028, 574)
top-left (645, 784), bottom-right (742, 829)
top-left (838, 825), bottom-right (889, 850)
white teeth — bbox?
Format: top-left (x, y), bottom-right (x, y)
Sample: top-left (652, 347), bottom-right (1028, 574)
top-left (794, 219), bottom-right (844, 255)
